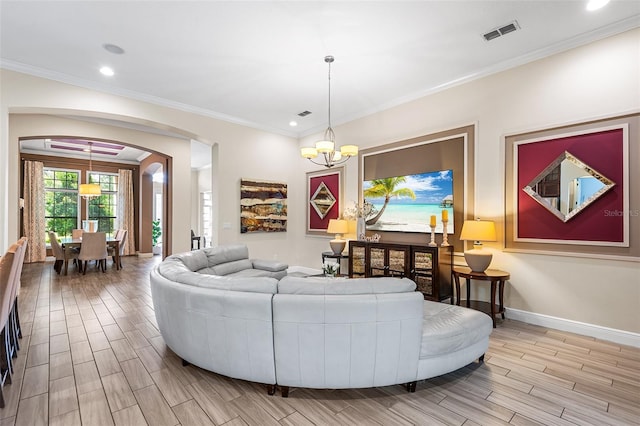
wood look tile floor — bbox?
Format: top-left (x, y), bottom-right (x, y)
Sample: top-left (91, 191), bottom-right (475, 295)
top-left (1, 257), bottom-right (639, 425)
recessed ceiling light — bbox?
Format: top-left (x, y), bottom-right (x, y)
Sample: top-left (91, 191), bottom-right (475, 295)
top-left (586, 0), bottom-right (610, 11)
top-left (100, 66), bottom-right (115, 77)
top-left (289, 121), bottom-right (298, 127)
top-left (103, 43), bottom-right (125, 55)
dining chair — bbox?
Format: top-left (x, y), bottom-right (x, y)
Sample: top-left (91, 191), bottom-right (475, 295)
top-left (72, 229), bottom-right (83, 239)
top-left (49, 231), bottom-right (65, 274)
top-left (78, 232), bottom-right (108, 274)
top-left (0, 243), bottom-right (20, 407)
top-left (8, 238), bottom-right (27, 353)
top-left (109, 229), bottom-right (127, 269)
top-left (49, 231), bottom-right (79, 275)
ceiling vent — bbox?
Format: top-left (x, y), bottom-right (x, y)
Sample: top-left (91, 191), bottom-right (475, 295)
top-left (483, 20), bottom-right (520, 41)
top-left (297, 110), bottom-right (312, 117)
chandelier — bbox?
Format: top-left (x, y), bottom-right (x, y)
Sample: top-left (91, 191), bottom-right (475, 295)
top-left (301, 55), bottom-right (358, 168)
top-left (78, 142), bottom-right (101, 198)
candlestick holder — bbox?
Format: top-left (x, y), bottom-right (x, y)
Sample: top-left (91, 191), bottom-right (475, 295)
top-left (428, 225), bottom-right (437, 247)
top-left (441, 220), bottom-right (450, 246)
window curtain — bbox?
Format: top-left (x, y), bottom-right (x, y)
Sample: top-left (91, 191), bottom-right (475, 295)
top-left (117, 169), bottom-right (135, 256)
top-left (23, 160), bottom-right (46, 263)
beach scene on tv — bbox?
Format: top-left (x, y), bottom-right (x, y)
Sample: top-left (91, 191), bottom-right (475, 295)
top-left (363, 169), bottom-right (454, 234)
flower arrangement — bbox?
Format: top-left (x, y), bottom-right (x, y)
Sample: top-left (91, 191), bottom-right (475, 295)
top-left (322, 261), bottom-right (339, 277)
top-left (343, 200), bottom-right (378, 220)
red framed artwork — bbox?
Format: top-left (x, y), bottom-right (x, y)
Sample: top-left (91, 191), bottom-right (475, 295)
top-left (501, 112), bottom-right (640, 262)
top-left (513, 125), bottom-right (628, 246)
top-left (306, 167), bottom-right (343, 235)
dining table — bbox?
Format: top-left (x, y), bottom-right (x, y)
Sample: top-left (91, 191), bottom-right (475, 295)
top-left (60, 237), bottom-right (121, 275)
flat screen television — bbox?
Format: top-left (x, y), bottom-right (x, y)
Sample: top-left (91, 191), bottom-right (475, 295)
top-left (363, 169), bottom-right (453, 234)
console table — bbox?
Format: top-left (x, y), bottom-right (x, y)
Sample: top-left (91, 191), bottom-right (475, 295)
top-left (451, 266), bottom-right (510, 328)
top-left (348, 241), bottom-right (452, 302)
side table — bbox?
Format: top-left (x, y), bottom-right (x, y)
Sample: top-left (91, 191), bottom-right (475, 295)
top-left (321, 251), bottom-right (349, 275)
top-left (452, 266), bottom-right (510, 328)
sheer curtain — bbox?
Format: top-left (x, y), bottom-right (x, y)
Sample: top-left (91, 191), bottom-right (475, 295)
top-left (23, 161), bottom-right (46, 263)
top-left (117, 169), bottom-right (135, 255)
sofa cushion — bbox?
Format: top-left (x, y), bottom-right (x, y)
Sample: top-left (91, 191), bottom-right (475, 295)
top-left (420, 300), bottom-right (493, 358)
top-left (166, 250), bottom-right (208, 272)
top-left (156, 253), bottom-right (277, 294)
top-left (203, 244), bottom-right (249, 266)
top-left (251, 259), bottom-right (288, 272)
top-left (277, 276), bottom-right (416, 295)
top-left (206, 259), bottom-right (254, 276)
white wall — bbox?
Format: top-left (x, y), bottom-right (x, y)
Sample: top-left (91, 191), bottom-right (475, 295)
top-left (298, 28), bottom-right (640, 334)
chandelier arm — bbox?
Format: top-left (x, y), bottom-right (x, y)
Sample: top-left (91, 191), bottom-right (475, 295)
top-left (306, 157), bottom-right (335, 168)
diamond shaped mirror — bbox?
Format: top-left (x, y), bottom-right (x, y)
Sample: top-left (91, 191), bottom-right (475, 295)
top-left (310, 182), bottom-right (336, 219)
top-left (523, 151), bottom-right (615, 222)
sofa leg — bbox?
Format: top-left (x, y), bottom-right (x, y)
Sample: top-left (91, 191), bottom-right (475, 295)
top-left (181, 358), bottom-right (190, 367)
top-left (406, 381), bottom-right (417, 393)
top-left (479, 353), bottom-right (485, 363)
top-left (266, 384), bottom-right (276, 395)
top-left (280, 386), bottom-right (289, 398)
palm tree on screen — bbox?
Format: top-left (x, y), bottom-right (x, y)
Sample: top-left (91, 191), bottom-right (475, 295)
top-left (364, 177), bottom-right (416, 225)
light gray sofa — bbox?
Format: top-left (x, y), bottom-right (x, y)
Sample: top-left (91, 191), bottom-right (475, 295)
top-left (273, 276), bottom-right (493, 396)
top-left (150, 247), bottom-right (492, 396)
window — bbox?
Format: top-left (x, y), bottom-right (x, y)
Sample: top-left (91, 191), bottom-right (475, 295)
top-left (44, 168), bottom-right (79, 241)
top-left (87, 172), bottom-right (118, 238)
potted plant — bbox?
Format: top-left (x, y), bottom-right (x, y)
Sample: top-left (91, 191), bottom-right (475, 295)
top-left (152, 219), bottom-right (162, 255)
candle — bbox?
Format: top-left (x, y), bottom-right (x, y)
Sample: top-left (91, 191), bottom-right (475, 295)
top-left (442, 209), bottom-right (448, 222)
top-left (430, 215), bottom-right (436, 227)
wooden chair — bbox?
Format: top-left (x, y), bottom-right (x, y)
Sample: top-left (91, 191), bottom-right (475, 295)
top-left (72, 229), bottom-right (83, 239)
top-left (78, 232), bottom-right (108, 274)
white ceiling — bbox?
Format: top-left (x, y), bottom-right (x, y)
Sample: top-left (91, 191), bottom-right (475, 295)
top-left (2, 1), bottom-right (639, 141)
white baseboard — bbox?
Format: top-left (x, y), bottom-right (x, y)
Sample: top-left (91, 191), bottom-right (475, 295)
top-left (506, 308), bottom-right (640, 348)
top-left (137, 252), bottom-right (154, 258)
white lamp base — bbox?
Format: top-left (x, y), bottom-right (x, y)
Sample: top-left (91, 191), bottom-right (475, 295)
top-left (464, 249), bottom-right (493, 273)
top-left (330, 239), bottom-right (346, 255)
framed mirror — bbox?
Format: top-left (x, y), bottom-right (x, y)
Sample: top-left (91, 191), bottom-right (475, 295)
top-left (523, 150), bottom-right (615, 222)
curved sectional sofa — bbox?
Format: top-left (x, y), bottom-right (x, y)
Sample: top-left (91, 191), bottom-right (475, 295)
top-left (150, 245), bottom-right (493, 396)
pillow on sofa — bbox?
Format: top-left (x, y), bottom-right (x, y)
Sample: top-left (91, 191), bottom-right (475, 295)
top-left (165, 250), bottom-right (209, 272)
top-left (251, 259), bottom-right (288, 272)
top-left (277, 276), bottom-right (416, 295)
top-left (203, 244), bottom-right (249, 266)
top-left (199, 259), bottom-right (254, 276)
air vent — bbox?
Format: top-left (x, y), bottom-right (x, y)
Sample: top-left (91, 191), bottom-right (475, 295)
top-left (297, 110), bottom-right (312, 117)
top-left (483, 20), bottom-right (520, 41)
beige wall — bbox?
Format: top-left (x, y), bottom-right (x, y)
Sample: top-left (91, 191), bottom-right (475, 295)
top-left (1, 29), bottom-right (638, 334)
top-left (0, 71), bottom-right (299, 259)
top-left (299, 28), bottom-right (640, 333)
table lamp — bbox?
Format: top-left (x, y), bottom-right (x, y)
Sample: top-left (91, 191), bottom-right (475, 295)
top-left (459, 219), bottom-right (497, 272)
top-left (327, 219), bottom-right (349, 254)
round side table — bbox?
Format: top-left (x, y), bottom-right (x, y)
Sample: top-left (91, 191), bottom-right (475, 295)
top-left (452, 266), bottom-right (510, 328)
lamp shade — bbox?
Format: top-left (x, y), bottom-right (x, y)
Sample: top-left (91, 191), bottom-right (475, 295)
top-left (327, 219), bottom-right (349, 235)
top-left (300, 147), bottom-right (318, 159)
top-left (79, 183), bottom-right (101, 198)
top-left (460, 220), bottom-right (496, 242)
top-left (316, 140), bottom-right (335, 153)
top-left (340, 145), bottom-right (358, 157)
top-left (460, 219), bottom-right (496, 272)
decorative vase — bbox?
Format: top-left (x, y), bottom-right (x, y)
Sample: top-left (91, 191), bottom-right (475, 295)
top-left (356, 217), bottom-right (366, 240)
